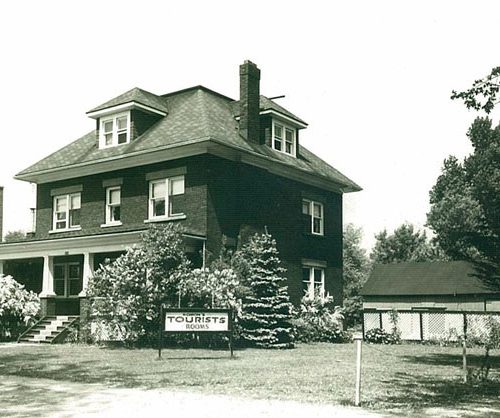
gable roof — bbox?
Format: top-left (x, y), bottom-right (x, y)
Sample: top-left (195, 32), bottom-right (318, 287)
top-left (16, 86), bottom-right (361, 193)
top-left (361, 261), bottom-right (497, 296)
top-left (87, 87), bottom-right (169, 115)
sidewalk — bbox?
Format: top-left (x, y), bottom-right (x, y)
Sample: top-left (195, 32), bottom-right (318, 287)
top-left (0, 375), bottom-right (385, 418)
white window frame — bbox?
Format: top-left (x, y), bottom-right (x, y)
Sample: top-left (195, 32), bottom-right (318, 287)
top-left (52, 193), bottom-right (81, 232)
top-left (302, 265), bottom-right (325, 299)
top-left (302, 199), bottom-right (324, 235)
top-left (99, 111), bottom-right (131, 149)
top-left (147, 175), bottom-right (185, 221)
top-left (272, 120), bottom-right (296, 157)
top-left (104, 186), bottom-right (122, 226)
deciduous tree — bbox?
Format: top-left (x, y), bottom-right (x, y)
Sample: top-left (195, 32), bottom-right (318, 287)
top-left (342, 224), bottom-right (370, 327)
top-left (370, 223), bottom-right (443, 264)
top-left (427, 118), bottom-right (500, 288)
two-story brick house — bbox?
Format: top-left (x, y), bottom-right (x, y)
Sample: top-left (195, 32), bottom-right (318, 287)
top-left (0, 61), bottom-right (360, 321)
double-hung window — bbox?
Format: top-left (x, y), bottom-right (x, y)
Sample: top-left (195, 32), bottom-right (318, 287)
top-left (272, 121), bottom-right (296, 156)
top-left (105, 186), bottom-right (121, 225)
top-left (302, 266), bottom-right (325, 299)
top-left (99, 112), bottom-right (130, 148)
top-left (53, 193), bottom-right (81, 230)
top-left (148, 176), bottom-right (185, 220)
top-left (302, 199), bottom-right (324, 235)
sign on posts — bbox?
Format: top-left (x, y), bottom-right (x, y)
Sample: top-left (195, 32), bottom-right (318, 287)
top-left (165, 310), bottom-right (230, 332)
top-left (158, 308), bottom-right (234, 359)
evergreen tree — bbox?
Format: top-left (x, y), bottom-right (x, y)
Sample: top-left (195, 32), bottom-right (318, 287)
top-left (238, 233), bottom-right (295, 349)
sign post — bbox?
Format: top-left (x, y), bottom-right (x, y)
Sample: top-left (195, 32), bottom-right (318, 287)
top-left (158, 304), bottom-right (163, 360)
top-left (354, 333), bottom-right (363, 406)
top-left (160, 308), bottom-right (234, 358)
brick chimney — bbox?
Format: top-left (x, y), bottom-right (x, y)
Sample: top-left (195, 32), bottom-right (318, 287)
top-left (0, 186), bottom-right (3, 242)
top-left (239, 60), bottom-right (261, 144)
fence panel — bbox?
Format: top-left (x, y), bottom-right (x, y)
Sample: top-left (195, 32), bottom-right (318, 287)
top-left (396, 312), bottom-right (421, 340)
top-left (422, 312), bottom-right (463, 341)
top-left (363, 312), bottom-right (381, 333)
top-left (363, 310), bottom-right (500, 342)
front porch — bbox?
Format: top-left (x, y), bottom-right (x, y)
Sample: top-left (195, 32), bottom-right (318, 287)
top-left (0, 230), bottom-right (206, 316)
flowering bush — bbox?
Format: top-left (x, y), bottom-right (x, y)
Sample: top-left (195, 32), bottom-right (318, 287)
top-left (364, 327), bottom-right (401, 344)
top-left (0, 275), bottom-right (40, 340)
top-left (87, 225), bottom-right (190, 345)
top-left (293, 295), bottom-right (348, 343)
top-left (178, 267), bottom-right (241, 311)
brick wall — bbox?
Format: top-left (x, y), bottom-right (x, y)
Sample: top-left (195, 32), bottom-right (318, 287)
top-left (33, 153), bottom-right (343, 305)
top-left (35, 156), bottom-right (208, 240)
top-left (205, 155), bottom-right (343, 305)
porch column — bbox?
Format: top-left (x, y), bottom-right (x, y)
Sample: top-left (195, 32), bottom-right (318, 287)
top-left (0, 260), bottom-right (4, 276)
top-left (79, 252), bottom-right (94, 342)
top-left (40, 255), bottom-right (55, 297)
top-left (79, 252), bottom-right (94, 297)
top-left (40, 255), bottom-right (56, 317)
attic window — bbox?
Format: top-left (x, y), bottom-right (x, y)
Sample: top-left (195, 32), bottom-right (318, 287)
top-left (99, 112), bottom-right (130, 148)
top-left (272, 120), bottom-right (296, 157)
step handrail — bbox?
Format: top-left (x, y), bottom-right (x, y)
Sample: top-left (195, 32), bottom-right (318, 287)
top-left (51, 316), bottom-right (80, 344)
top-left (17, 316), bottom-right (46, 342)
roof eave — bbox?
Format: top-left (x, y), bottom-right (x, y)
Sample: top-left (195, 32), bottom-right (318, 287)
top-left (15, 139), bottom-right (359, 193)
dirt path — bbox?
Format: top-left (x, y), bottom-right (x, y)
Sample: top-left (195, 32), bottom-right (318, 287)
top-left (0, 375), bottom-right (385, 418)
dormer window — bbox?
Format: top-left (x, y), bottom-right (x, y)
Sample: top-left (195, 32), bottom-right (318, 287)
top-left (272, 120), bottom-right (296, 157)
top-left (99, 112), bottom-right (130, 148)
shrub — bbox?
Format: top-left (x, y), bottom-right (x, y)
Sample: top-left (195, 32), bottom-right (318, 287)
top-left (365, 327), bottom-right (401, 344)
top-left (293, 295), bottom-right (348, 343)
top-left (87, 224), bottom-right (190, 345)
top-left (0, 275), bottom-right (40, 341)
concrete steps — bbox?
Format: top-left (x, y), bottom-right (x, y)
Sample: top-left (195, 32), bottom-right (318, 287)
top-left (18, 316), bottom-right (79, 344)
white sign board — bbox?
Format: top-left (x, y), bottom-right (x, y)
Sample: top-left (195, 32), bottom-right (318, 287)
top-left (164, 311), bottom-right (230, 332)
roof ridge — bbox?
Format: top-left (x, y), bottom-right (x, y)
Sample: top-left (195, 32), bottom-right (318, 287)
top-left (161, 85), bottom-right (234, 102)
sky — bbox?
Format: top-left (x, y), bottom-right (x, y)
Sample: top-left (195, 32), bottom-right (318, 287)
top-left (0, 0), bottom-right (498, 250)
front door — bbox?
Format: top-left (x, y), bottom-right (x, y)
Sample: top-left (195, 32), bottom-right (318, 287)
top-left (54, 261), bottom-right (82, 315)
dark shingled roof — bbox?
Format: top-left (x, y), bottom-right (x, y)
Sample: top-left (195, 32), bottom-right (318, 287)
top-left (17, 86), bottom-right (360, 192)
top-left (230, 95), bottom-right (307, 125)
top-left (87, 87), bottom-right (169, 114)
top-left (361, 261), bottom-right (497, 296)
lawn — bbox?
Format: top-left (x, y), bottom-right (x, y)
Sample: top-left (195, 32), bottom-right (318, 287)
top-left (0, 342), bottom-right (499, 415)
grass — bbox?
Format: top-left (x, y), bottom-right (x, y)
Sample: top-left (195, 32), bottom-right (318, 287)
top-left (0, 342), bottom-right (499, 415)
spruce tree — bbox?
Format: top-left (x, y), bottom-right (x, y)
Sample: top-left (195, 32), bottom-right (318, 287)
top-left (239, 233), bottom-right (295, 349)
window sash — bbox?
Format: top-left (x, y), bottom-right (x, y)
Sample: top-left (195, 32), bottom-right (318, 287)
top-left (100, 112), bottom-right (129, 147)
top-left (106, 187), bottom-right (121, 224)
top-left (148, 176), bottom-right (185, 219)
top-left (302, 266), bottom-right (325, 299)
top-left (53, 193), bottom-right (81, 230)
top-left (272, 121), bottom-right (296, 156)
top-left (302, 199), bottom-right (324, 235)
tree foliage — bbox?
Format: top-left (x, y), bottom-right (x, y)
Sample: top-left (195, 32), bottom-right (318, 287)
top-left (427, 118), bottom-right (500, 287)
top-left (0, 275), bottom-right (40, 340)
top-left (451, 67), bottom-right (500, 114)
top-left (238, 233), bottom-right (295, 349)
top-left (178, 267), bottom-right (241, 311)
top-left (370, 223), bottom-right (444, 264)
top-left (342, 224), bottom-right (370, 327)
top-left (87, 224), bottom-right (190, 343)
top-left (4, 230), bottom-right (26, 243)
